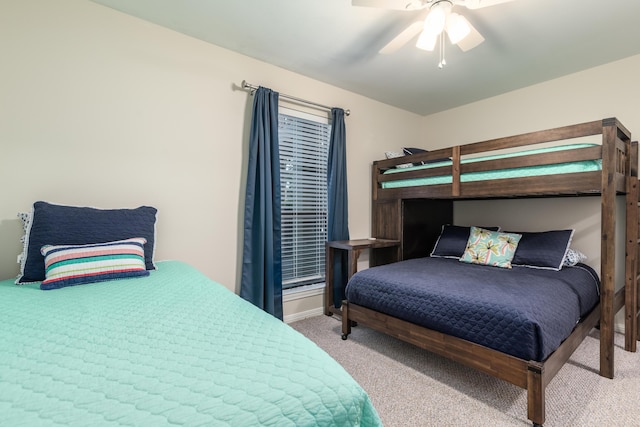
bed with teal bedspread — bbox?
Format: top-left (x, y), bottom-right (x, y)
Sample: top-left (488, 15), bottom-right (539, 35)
top-left (382, 143), bottom-right (601, 189)
top-left (0, 260), bottom-right (381, 426)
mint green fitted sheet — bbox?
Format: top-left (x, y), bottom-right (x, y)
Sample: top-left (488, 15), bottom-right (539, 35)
top-left (382, 143), bottom-right (601, 188)
top-left (0, 261), bottom-right (382, 426)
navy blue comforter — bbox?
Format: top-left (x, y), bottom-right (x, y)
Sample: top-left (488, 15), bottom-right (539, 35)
top-left (345, 257), bottom-right (600, 361)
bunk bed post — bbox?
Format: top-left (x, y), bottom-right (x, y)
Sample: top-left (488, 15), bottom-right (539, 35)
top-left (626, 173), bottom-right (639, 352)
top-left (372, 161), bottom-right (380, 204)
top-left (600, 118), bottom-right (617, 379)
top-left (626, 140), bottom-right (639, 351)
top-left (452, 145), bottom-right (461, 197)
top-left (526, 363), bottom-right (545, 426)
top-left (341, 300), bottom-right (351, 340)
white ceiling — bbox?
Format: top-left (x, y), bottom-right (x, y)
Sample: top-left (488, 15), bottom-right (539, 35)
top-left (90, 0), bottom-right (640, 116)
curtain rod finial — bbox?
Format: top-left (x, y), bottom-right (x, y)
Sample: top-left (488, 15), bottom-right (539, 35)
top-left (241, 80), bottom-right (258, 95)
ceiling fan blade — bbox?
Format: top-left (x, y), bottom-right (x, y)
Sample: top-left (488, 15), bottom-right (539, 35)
top-left (351, 0), bottom-right (416, 10)
top-left (379, 21), bottom-right (424, 53)
top-left (461, 0), bottom-right (515, 10)
top-left (455, 18), bottom-right (484, 51)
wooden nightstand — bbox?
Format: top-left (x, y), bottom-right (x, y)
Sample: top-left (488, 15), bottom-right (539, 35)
top-left (324, 238), bottom-right (400, 317)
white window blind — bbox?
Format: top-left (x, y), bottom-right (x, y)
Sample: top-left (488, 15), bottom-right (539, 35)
top-left (279, 108), bottom-right (331, 289)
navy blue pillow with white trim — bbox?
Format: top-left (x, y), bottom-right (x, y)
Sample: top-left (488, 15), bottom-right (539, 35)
top-left (509, 229), bottom-right (574, 271)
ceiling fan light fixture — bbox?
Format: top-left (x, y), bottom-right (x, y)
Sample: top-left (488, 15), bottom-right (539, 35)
top-left (446, 13), bottom-right (471, 44)
top-left (422, 2), bottom-right (449, 35)
top-left (353, 0), bottom-right (509, 66)
top-left (416, 30), bottom-right (438, 51)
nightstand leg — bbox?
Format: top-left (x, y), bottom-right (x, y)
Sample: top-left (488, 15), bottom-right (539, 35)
top-left (348, 249), bottom-right (360, 280)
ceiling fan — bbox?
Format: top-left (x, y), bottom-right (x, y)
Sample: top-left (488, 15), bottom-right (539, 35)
top-left (353, 0), bottom-right (515, 65)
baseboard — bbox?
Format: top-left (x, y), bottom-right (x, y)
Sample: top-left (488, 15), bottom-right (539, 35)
top-left (284, 307), bottom-right (324, 324)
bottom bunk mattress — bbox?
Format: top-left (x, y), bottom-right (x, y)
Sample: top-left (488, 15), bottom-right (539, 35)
top-left (345, 257), bottom-right (600, 361)
top-left (0, 260), bottom-right (381, 427)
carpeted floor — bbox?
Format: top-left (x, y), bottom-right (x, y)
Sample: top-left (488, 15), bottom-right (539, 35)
top-left (290, 315), bottom-right (640, 427)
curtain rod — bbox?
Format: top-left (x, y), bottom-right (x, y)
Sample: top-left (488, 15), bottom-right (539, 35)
top-left (241, 80), bottom-right (350, 116)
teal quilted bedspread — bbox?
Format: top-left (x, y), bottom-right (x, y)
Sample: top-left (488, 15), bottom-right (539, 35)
top-left (0, 261), bottom-right (382, 426)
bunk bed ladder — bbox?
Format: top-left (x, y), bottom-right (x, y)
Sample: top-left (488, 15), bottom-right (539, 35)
top-left (625, 141), bottom-right (639, 352)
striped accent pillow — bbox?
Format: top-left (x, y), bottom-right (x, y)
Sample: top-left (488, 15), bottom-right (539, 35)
top-left (40, 238), bottom-right (150, 290)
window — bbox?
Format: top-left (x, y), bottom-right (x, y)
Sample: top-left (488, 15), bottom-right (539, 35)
top-left (279, 107), bottom-right (331, 289)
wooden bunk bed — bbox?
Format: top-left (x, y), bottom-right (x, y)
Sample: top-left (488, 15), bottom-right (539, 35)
top-left (339, 118), bottom-right (640, 426)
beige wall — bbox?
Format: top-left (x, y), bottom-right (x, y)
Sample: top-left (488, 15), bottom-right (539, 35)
top-left (0, 0), bottom-right (422, 312)
top-left (419, 53), bottom-right (640, 143)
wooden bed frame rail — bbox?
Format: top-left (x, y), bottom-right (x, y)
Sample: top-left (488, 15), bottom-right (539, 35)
top-left (342, 118), bottom-right (638, 426)
top-left (341, 299), bottom-right (607, 426)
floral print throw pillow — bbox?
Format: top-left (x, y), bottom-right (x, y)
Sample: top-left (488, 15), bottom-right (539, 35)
top-left (460, 226), bottom-right (522, 268)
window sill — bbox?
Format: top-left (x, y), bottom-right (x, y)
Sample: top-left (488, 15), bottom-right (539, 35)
top-left (283, 282), bottom-right (325, 302)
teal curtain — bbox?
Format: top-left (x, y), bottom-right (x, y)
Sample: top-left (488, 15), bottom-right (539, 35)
top-left (240, 87), bottom-right (283, 320)
top-left (327, 108), bottom-right (350, 308)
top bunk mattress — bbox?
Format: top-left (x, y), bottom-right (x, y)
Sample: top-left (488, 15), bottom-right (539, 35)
top-left (382, 143), bottom-right (601, 189)
top-left (0, 260), bottom-right (381, 427)
top-left (345, 257), bottom-right (600, 362)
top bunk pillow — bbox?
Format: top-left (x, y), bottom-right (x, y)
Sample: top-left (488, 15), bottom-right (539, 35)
top-left (384, 151), bottom-right (413, 168)
top-left (431, 225), bottom-right (500, 259)
top-left (17, 201), bottom-right (157, 284)
top-left (402, 147), bottom-right (428, 166)
top-left (509, 229), bottom-right (574, 271)
top-left (402, 147), bottom-right (449, 166)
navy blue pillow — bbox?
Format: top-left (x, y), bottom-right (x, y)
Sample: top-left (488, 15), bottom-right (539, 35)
top-left (509, 229), bottom-right (574, 271)
top-left (431, 225), bottom-right (500, 259)
top-left (403, 147), bottom-right (449, 165)
top-left (402, 147), bottom-right (427, 166)
top-left (18, 202), bottom-right (157, 283)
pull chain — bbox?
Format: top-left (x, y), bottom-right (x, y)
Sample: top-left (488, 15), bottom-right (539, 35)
top-left (438, 33), bottom-right (447, 69)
